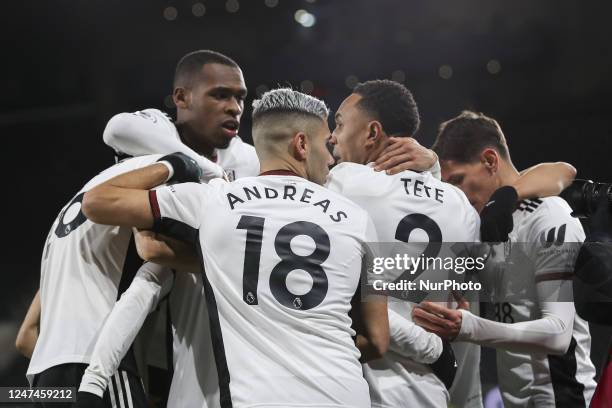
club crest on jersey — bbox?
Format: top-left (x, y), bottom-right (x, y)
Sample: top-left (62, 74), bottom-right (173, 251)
top-left (539, 224), bottom-right (566, 248)
top-left (293, 297), bottom-right (303, 309)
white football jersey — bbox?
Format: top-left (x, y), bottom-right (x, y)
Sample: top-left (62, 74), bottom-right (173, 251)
top-left (79, 112), bottom-right (260, 407)
top-left (27, 154), bottom-right (162, 380)
top-left (326, 163), bottom-right (482, 408)
top-left (151, 174), bottom-right (376, 408)
top-left (482, 197), bottom-right (597, 407)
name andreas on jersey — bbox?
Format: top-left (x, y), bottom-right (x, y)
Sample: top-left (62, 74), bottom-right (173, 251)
top-left (225, 181), bottom-right (348, 222)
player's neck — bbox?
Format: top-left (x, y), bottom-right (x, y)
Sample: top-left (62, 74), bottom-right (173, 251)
top-left (175, 123), bottom-right (216, 160)
top-left (497, 162), bottom-right (521, 188)
top-left (364, 137), bottom-right (393, 165)
top-left (259, 158), bottom-right (305, 179)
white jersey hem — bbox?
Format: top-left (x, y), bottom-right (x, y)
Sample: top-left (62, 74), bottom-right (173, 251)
top-left (27, 354), bottom-right (90, 382)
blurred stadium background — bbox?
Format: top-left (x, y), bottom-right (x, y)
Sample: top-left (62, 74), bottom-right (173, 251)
top-left (2, 0), bottom-right (611, 403)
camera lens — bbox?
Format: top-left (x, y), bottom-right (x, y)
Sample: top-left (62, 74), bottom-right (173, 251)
top-left (561, 179), bottom-right (612, 218)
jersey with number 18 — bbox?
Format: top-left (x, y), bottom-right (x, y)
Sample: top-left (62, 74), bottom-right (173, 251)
top-left (149, 173), bottom-right (377, 408)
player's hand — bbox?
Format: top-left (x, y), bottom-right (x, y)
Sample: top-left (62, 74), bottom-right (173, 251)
top-left (479, 186), bottom-right (518, 242)
top-left (374, 137), bottom-right (437, 175)
top-left (412, 301), bottom-right (462, 341)
top-left (75, 391), bottom-right (105, 408)
top-left (448, 290), bottom-right (470, 311)
top-left (133, 228), bottom-right (161, 261)
top-left (133, 228), bottom-right (200, 272)
top-left (158, 152), bottom-right (203, 183)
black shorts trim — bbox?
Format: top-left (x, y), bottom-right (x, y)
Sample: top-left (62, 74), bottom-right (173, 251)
top-left (33, 364), bottom-right (146, 408)
top-left (107, 370), bottom-right (147, 408)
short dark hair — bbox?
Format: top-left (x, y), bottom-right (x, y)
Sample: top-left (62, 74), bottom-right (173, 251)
top-left (352, 79), bottom-right (420, 136)
top-left (173, 50), bottom-right (239, 88)
top-left (432, 110), bottom-right (510, 163)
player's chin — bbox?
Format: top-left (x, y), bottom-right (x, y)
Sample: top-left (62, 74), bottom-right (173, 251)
top-left (214, 133), bottom-right (234, 149)
top-left (316, 169), bottom-right (330, 186)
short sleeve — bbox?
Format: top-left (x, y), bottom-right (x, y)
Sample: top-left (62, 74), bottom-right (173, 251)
top-left (529, 199), bottom-right (585, 276)
top-left (149, 182), bottom-right (209, 243)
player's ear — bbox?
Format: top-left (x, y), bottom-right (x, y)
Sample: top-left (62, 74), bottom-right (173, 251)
top-left (481, 148), bottom-right (499, 174)
top-left (365, 121), bottom-right (383, 147)
top-left (292, 132), bottom-right (308, 161)
top-left (173, 87), bottom-right (191, 109)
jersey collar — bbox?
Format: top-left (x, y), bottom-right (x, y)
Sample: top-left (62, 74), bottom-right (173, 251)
top-left (259, 169), bottom-right (300, 177)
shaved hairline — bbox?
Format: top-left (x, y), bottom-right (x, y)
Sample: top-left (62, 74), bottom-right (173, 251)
top-left (253, 112), bottom-right (326, 158)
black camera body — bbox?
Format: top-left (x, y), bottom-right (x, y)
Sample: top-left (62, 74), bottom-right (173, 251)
top-left (560, 179), bottom-right (612, 218)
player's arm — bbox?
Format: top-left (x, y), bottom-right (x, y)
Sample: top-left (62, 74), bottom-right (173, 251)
top-left (104, 111), bottom-right (224, 180)
top-left (480, 162), bottom-right (576, 242)
top-left (355, 221), bottom-right (390, 361)
top-left (416, 206), bottom-right (583, 354)
top-left (355, 295), bottom-right (390, 362)
top-left (133, 229), bottom-right (200, 272)
top-left (387, 306), bottom-right (458, 389)
top-left (514, 162), bottom-right (576, 200)
top-left (79, 263), bottom-right (173, 399)
top-left (15, 290), bottom-right (40, 359)
top-left (83, 153), bottom-right (201, 229)
top-left (373, 137), bottom-right (440, 178)
top-left (387, 307), bottom-right (442, 363)
top-left (413, 288), bottom-right (574, 355)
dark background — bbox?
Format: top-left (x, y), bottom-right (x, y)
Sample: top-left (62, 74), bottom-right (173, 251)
top-left (1, 0), bottom-right (611, 400)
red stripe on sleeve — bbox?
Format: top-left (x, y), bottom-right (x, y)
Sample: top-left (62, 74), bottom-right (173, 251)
top-left (149, 190), bottom-right (161, 220)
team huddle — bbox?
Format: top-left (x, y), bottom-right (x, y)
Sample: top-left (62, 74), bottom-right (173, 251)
top-left (20, 50), bottom-right (598, 408)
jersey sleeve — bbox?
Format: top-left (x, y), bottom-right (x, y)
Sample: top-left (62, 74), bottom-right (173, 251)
top-left (528, 199), bottom-right (585, 277)
top-left (427, 157), bottom-right (441, 180)
top-left (149, 182), bottom-right (209, 243)
top-left (103, 109), bottom-right (224, 180)
top-left (78, 263), bottom-right (173, 397)
top-left (388, 306), bottom-right (442, 364)
top-left (457, 286), bottom-right (575, 355)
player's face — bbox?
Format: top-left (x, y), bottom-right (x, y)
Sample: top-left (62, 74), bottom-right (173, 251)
top-left (187, 63), bottom-right (247, 149)
top-left (442, 160), bottom-right (498, 213)
top-left (330, 93), bottom-right (371, 165)
top-left (305, 122), bottom-right (335, 186)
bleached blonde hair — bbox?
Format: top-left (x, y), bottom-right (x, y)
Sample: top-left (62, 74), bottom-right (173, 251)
top-left (252, 88), bottom-right (329, 122)
top-left (251, 88), bottom-right (329, 160)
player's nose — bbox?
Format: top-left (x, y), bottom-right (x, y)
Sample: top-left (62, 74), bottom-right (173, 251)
top-left (226, 97), bottom-right (242, 116)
